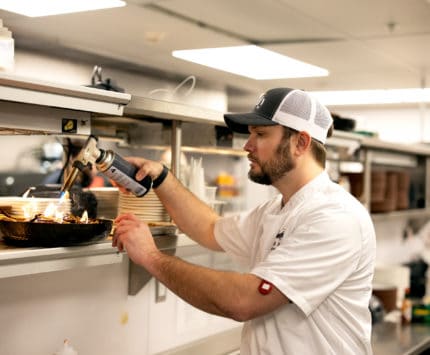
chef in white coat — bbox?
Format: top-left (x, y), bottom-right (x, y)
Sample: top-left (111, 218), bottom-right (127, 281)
top-left (113, 88), bottom-right (376, 355)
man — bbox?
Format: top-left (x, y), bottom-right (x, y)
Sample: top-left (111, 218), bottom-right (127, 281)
top-left (113, 88), bottom-right (376, 354)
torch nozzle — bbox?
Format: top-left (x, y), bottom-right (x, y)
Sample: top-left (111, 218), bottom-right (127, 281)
top-left (59, 135), bottom-right (101, 196)
top-left (60, 166), bottom-right (80, 196)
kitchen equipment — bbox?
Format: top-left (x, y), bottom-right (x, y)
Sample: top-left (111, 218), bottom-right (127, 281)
top-left (118, 189), bottom-right (170, 223)
top-left (373, 265), bottom-right (410, 308)
top-left (332, 114), bottom-right (356, 132)
top-left (371, 172), bottom-right (398, 213)
top-left (87, 187), bottom-right (119, 219)
top-left (188, 157), bottom-right (205, 200)
top-left (61, 135), bottom-right (152, 198)
top-left (372, 283), bottom-right (398, 313)
top-left (24, 184), bottom-right (97, 219)
top-left (404, 258), bottom-right (428, 299)
top-left (0, 196), bottom-right (71, 219)
top-left (396, 171), bottom-right (411, 210)
top-left (369, 294), bottom-right (385, 324)
top-left (0, 218), bottom-right (112, 247)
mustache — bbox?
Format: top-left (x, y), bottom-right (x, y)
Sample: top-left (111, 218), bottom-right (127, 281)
top-left (248, 154), bottom-right (259, 163)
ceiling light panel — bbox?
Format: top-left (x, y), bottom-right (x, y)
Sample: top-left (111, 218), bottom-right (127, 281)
top-left (0, 0), bottom-right (126, 17)
top-left (311, 88), bottom-right (430, 106)
top-left (172, 45), bottom-right (329, 80)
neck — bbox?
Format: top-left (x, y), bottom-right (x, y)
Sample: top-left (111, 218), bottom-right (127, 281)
top-left (275, 159), bottom-right (324, 206)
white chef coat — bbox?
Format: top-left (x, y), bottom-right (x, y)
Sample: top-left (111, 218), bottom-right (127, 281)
top-left (214, 172), bottom-right (376, 355)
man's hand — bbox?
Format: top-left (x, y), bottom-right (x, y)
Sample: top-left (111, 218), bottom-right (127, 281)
top-left (112, 213), bottom-right (160, 267)
top-left (111, 157), bottom-right (165, 194)
top-left (126, 157), bottom-right (164, 181)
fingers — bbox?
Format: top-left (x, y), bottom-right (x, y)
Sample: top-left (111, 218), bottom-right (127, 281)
top-left (113, 213), bottom-right (136, 249)
top-left (135, 161), bottom-right (157, 181)
top-left (124, 156), bottom-right (147, 166)
top-left (117, 157), bottom-right (164, 184)
top-left (112, 213), bottom-right (147, 253)
top-left (115, 212), bottom-right (136, 223)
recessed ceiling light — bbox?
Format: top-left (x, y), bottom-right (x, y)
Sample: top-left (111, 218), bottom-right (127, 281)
top-left (0, 0), bottom-right (126, 17)
top-left (172, 45), bottom-right (329, 80)
top-left (311, 88), bottom-right (430, 106)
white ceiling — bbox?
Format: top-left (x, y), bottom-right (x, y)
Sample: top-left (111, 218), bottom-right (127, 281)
top-left (1, 0), bottom-right (430, 110)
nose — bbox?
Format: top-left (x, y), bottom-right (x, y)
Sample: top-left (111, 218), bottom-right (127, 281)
top-left (244, 136), bottom-right (253, 153)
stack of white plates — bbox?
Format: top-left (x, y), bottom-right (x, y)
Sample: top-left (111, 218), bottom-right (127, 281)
top-left (87, 187), bottom-right (119, 219)
top-left (0, 196), bottom-right (71, 219)
top-left (118, 189), bottom-right (170, 223)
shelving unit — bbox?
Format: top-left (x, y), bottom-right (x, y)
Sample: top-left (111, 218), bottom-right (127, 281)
top-left (2, 75), bottom-right (430, 355)
top-left (1, 74), bottom-right (430, 283)
top-left (0, 72), bottom-right (131, 135)
top-left (0, 74), bottom-right (133, 278)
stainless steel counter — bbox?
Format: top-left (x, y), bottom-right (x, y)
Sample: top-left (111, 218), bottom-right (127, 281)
top-left (159, 321), bottom-right (430, 355)
top-left (372, 322), bottom-right (430, 355)
top-left (0, 233), bottom-right (193, 279)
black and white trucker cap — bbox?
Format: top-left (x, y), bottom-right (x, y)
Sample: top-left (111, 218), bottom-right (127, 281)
top-left (224, 88), bottom-right (333, 144)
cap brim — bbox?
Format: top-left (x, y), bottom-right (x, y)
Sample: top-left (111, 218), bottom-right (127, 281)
top-left (224, 112), bottom-right (278, 134)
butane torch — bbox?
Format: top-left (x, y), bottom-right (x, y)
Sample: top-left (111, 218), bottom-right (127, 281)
top-left (61, 135), bottom-right (152, 197)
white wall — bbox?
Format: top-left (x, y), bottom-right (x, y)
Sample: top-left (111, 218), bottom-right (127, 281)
top-left (13, 49), bottom-right (228, 111)
top-left (333, 104), bottom-right (430, 144)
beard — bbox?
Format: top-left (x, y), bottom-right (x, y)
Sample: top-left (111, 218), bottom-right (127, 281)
top-left (248, 138), bottom-right (295, 185)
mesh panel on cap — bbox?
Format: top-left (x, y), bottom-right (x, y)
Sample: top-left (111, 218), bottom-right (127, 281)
top-left (272, 89), bottom-right (332, 143)
top-left (279, 90), bottom-right (312, 122)
top-left (314, 101), bottom-right (332, 129)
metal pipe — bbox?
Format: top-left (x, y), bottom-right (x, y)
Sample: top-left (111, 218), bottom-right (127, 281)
top-left (171, 120), bottom-right (182, 178)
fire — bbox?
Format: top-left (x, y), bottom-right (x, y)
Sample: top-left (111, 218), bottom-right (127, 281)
top-left (59, 191), bottom-right (70, 202)
top-left (21, 187), bottom-right (34, 198)
top-left (20, 196), bottom-right (69, 223)
top-left (43, 202), bottom-right (64, 223)
top-left (22, 198), bottom-right (38, 219)
top-left (80, 210), bottom-right (89, 224)
top-left (16, 192), bottom-right (92, 224)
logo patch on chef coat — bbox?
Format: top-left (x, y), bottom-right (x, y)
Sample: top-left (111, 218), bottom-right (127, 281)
top-left (271, 231), bottom-right (285, 250)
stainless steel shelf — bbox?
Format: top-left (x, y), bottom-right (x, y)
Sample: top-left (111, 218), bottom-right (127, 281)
top-left (117, 143), bottom-right (247, 157)
top-left (0, 72), bottom-right (131, 115)
top-left (331, 130), bottom-right (430, 156)
top-left (371, 208), bottom-right (430, 221)
top-left (124, 95), bottom-right (225, 125)
top-left (0, 73), bottom-right (131, 135)
top-left (0, 233), bottom-right (189, 280)
top-left (0, 240), bottom-right (123, 279)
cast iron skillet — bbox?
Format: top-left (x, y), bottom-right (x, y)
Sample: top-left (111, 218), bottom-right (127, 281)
top-left (0, 218), bottom-right (113, 247)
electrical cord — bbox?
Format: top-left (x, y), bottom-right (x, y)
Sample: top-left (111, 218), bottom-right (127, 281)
top-left (148, 75), bottom-right (196, 99)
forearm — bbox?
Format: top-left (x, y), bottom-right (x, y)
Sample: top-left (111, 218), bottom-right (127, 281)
top-left (148, 250), bottom-right (251, 320)
top-left (113, 213), bottom-right (290, 322)
top-left (154, 172), bottom-right (222, 250)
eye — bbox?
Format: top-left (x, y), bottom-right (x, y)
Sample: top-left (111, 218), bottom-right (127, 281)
top-left (249, 126), bottom-right (268, 137)
top-left (255, 130), bottom-right (267, 137)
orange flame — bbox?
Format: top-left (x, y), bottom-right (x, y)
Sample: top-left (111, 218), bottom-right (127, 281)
top-left (80, 210), bottom-right (89, 224)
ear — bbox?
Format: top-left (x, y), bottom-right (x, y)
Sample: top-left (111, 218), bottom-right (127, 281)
top-left (295, 131), bottom-right (312, 153)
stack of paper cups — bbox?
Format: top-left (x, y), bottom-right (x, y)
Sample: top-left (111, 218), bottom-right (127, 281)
top-left (188, 157), bottom-right (206, 201)
top-left (0, 20), bottom-right (14, 72)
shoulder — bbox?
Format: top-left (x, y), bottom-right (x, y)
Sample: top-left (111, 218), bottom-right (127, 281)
top-left (296, 184), bottom-right (374, 237)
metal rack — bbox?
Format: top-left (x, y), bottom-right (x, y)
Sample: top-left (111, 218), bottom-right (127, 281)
top-left (2, 74), bottom-right (430, 285)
